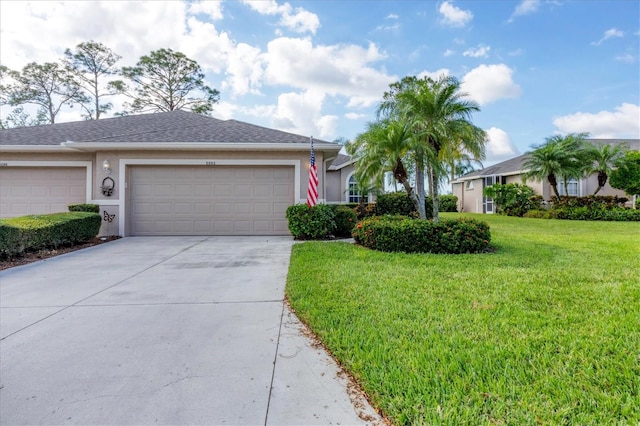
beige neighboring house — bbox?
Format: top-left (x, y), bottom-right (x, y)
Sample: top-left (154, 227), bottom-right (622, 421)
top-left (452, 139), bottom-right (640, 214)
top-left (0, 110), bottom-right (342, 236)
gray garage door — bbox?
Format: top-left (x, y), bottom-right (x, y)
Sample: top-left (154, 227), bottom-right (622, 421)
top-left (0, 167), bottom-right (87, 218)
top-left (129, 165), bottom-right (294, 236)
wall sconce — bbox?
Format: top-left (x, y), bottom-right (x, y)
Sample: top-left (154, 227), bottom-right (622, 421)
top-left (102, 159), bottom-right (111, 175)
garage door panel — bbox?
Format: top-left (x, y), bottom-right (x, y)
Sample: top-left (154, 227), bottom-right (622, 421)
top-left (0, 167), bottom-right (86, 218)
top-left (129, 165), bottom-right (293, 236)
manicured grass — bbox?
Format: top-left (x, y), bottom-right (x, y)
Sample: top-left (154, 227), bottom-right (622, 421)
top-left (286, 213), bottom-right (640, 425)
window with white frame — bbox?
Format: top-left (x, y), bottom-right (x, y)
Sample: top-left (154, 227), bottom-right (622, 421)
top-left (558, 178), bottom-right (578, 196)
top-left (348, 175), bottom-right (368, 203)
top-left (465, 181), bottom-right (474, 190)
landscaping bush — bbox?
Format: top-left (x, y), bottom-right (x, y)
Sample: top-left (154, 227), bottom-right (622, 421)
top-left (352, 215), bottom-right (491, 254)
top-left (523, 209), bottom-right (550, 219)
top-left (436, 194), bottom-right (458, 212)
top-left (333, 205), bottom-right (358, 238)
top-left (0, 212), bottom-right (101, 258)
top-left (375, 192), bottom-right (416, 216)
top-left (551, 207), bottom-right (640, 221)
top-left (352, 203), bottom-right (376, 219)
top-left (286, 204), bottom-right (336, 239)
top-left (483, 183), bottom-right (541, 216)
top-left (550, 195), bottom-right (629, 210)
top-left (68, 203), bottom-right (100, 213)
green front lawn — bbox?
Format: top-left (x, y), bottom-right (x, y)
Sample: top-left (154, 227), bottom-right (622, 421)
top-left (286, 213), bottom-right (640, 425)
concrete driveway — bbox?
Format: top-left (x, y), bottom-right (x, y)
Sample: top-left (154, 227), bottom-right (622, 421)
top-left (0, 237), bottom-right (382, 425)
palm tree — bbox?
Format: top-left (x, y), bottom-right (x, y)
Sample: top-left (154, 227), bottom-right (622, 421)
top-left (583, 142), bottom-right (627, 195)
top-left (523, 133), bottom-right (588, 198)
top-left (379, 75), bottom-right (486, 222)
top-left (346, 118), bottom-right (418, 207)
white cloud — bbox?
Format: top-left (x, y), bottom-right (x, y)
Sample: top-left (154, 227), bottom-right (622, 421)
top-left (417, 68), bottom-right (451, 80)
top-left (552, 103), bottom-right (640, 138)
top-left (263, 37), bottom-right (395, 108)
top-left (439, 1), bottom-right (473, 28)
top-left (386, 13), bottom-right (399, 19)
top-left (615, 53), bottom-right (636, 63)
top-left (591, 28), bottom-right (624, 46)
top-left (508, 0), bottom-right (540, 22)
top-left (463, 44), bottom-right (490, 58)
top-left (188, 1), bottom-right (223, 20)
top-left (443, 49), bottom-right (456, 57)
top-left (461, 64), bottom-right (522, 105)
top-left (242, 0), bottom-right (320, 35)
top-left (485, 127), bottom-right (520, 163)
top-left (271, 89), bottom-right (336, 137)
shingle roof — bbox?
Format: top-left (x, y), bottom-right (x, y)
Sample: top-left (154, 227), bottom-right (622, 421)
top-left (455, 139), bottom-right (640, 182)
top-left (328, 153), bottom-right (353, 170)
top-left (0, 110), bottom-right (335, 146)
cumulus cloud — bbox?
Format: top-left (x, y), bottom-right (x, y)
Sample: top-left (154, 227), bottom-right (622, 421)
top-left (552, 103), bottom-right (640, 138)
top-left (508, 0), bottom-right (540, 22)
top-left (439, 1), bottom-right (473, 28)
top-left (188, 1), bottom-right (224, 20)
top-left (461, 64), bottom-right (522, 105)
top-left (242, 0), bottom-right (320, 35)
top-left (591, 28), bottom-right (624, 46)
top-left (443, 49), bottom-right (456, 57)
top-left (463, 44), bottom-right (490, 58)
top-left (263, 37), bottom-right (395, 108)
top-left (485, 127), bottom-right (520, 163)
top-left (615, 53), bottom-right (636, 63)
top-left (270, 89), bottom-right (337, 138)
top-left (417, 68), bottom-right (451, 80)
top-left (345, 112), bottom-right (367, 120)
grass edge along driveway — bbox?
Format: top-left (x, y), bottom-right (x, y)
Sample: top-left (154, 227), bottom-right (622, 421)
top-left (286, 213), bottom-right (640, 425)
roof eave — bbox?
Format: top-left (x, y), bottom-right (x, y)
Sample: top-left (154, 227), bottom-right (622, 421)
top-left (0, 145), bottom-right (71, 152)
top-left (58, 141), bottom-right (342, 152)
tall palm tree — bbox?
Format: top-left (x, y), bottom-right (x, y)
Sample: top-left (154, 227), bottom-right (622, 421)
top-left (523, 133), bottom-right (588, 198)
top-left (346, 118), bottom-right (418, 207)
top-left (583, 142), bottom-right (627, 195)
top-left (379, 75), bottom-right (486, 222)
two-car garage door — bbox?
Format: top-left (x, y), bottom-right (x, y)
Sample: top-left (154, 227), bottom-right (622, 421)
top-left (129, 165), bottom-right (294, 236)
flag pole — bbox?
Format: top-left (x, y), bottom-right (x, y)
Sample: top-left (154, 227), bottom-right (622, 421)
top-left (306, 136), bottom-right (318, 207)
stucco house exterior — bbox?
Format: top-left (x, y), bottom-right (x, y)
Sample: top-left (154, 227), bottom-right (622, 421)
top-left (451, 139), bottom-right (640, 213)
top-left (0, 110), bottom-right (343, 236)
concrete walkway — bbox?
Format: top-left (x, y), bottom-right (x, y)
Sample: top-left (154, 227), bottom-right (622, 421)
top-left (0, 237), bottom-right (383, 425)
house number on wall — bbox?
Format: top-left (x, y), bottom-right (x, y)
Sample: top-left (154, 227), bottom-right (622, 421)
top-left (205, 161), bottom-right (216, 166)
top-left (0, 162), bottom-right (8, 167)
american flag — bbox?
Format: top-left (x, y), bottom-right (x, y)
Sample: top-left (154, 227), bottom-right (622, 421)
top-left (306, 136), bottom-right (318, 207)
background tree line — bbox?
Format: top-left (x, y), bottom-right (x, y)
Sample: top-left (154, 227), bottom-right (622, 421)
top-left (0, 41), bottom-right (220, 128)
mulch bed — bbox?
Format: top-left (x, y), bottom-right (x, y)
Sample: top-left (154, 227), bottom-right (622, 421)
top-left (0, 236), bottom-right (121, 271)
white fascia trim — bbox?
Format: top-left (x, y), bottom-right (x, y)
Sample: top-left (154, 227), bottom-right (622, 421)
top-left (63, 141), bottom-right (341, 152)
top-left (0, 160), bottom-right (93, 202)
top-left (0, 145), bottom-right (73, 152)
top-left (89, 200), bottom-right (120, 206)
top-left (118, 158), bottom-right (301, 237)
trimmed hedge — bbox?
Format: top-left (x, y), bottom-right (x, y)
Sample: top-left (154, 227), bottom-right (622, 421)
top-left (68, 203), bottom-right (100, 213)
top-left (524, 207), bottom-right (640, 221)
top-left (375, 192), bottom-right (458, 217)
top-left (286, 204), bottom-right (336, 239)
top-left (550, 195), bottom-right (629, 210)
top-left (352, 215), bottom-right (491, 254)
top-left (0, 212), bottom-right (101, 258)
top-left (334, 206), bottom-right (358, 238)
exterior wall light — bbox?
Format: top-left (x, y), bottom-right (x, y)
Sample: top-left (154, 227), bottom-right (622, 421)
top-left (102, 159), bottom-right (111, 175)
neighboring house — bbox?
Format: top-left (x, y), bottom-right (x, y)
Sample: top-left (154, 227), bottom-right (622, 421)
top-left (451, 139), bottom-right (640, 213)
top-left (0, 110), bottom-right (341, 236)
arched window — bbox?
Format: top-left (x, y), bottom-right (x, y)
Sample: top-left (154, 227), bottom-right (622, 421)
top-left (348, 174), bottom-right (368, 203)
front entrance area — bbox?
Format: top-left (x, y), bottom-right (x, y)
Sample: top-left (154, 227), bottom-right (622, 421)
top-left (128, 165), bottom-right (294, 236)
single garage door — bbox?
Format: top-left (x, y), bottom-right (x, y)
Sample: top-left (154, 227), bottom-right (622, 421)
top-left (129, 165), bottom-right (294, 236)
top-left (0, 167), bottom-right (87, 218)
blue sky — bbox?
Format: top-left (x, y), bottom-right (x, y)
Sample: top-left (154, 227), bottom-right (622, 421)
top-left (1, 0), bottom-right (638, 164)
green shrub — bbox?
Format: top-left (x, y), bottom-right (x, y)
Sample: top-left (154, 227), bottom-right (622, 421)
top-left (483, 183), bottom-right (541, 216)
top-left (550, 195), bottom-right (628, 210)
top-left (437, 194), bottom-right (459, 212)
top-left (376, 192), bottom-right (416, 216)
top-left (351, 203), bottom-right (375, 219)
top-left (286, 204), bottom-right (336, 239)
top-left (333, 205), bottom-right (358, 238)
top-left (523, 210), bottom-right (550, 219)
top-left (68, 203), bottom-right (100, 213)
top-left (0, 212), bottom-right (101, 258)
top-left (551, 207), bottom-right (640, 221)
top-left (352, 215), bottom-right (491, 254)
